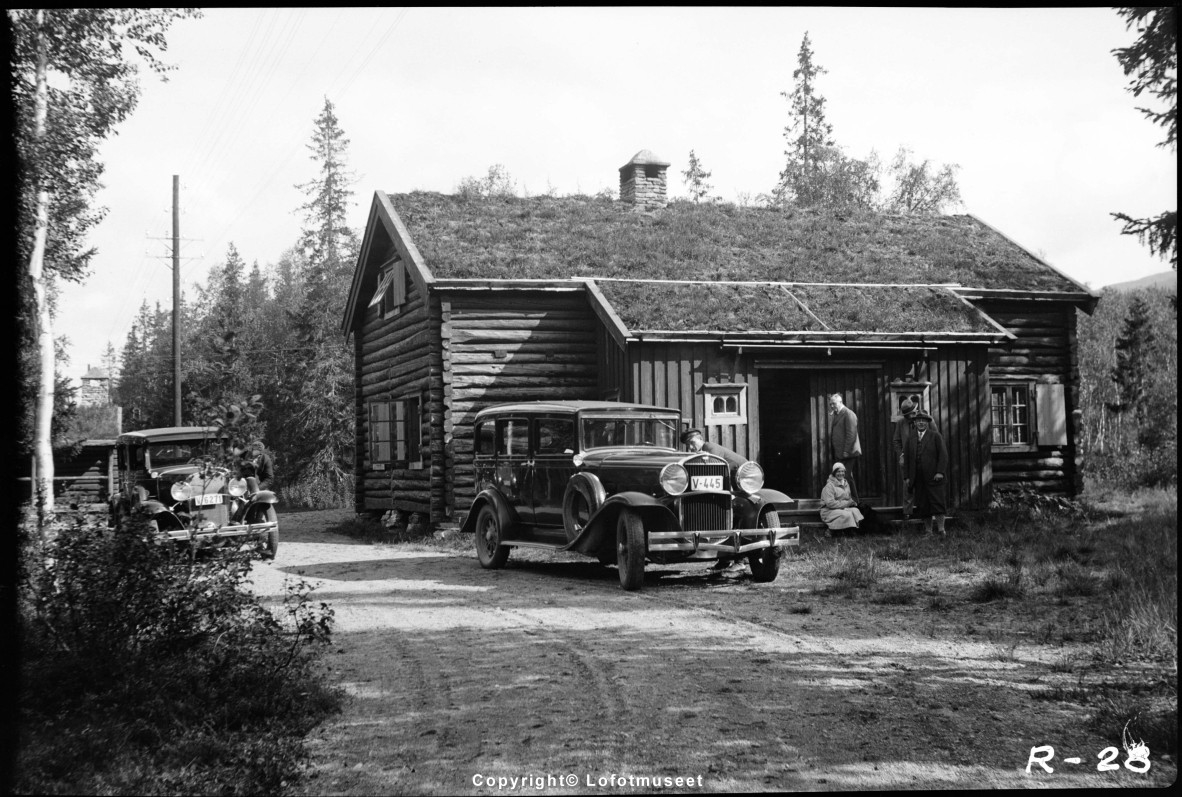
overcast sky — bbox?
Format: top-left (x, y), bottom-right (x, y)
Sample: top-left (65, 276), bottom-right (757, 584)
top-left (51, 7), bottom-right (1176, 383)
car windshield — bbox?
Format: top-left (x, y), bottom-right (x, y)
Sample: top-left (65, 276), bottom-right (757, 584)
top-left (581, 416), bottom-right (679, 449)
top-left (147, 440), bottom-right (214, 466)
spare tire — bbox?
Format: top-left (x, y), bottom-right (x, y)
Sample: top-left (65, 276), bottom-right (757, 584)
top-left (562, 476), bottom-right (604, 543)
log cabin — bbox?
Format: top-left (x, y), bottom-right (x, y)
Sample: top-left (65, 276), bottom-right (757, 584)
top-left (341, 150), bottom-right (1098, 529)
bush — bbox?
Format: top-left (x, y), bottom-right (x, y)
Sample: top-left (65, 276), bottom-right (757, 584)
top-left (16, 513), bottom-right (341, 795)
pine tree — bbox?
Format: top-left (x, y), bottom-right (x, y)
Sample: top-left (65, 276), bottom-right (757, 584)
top-left (682, 150), bottom-right (714, 204)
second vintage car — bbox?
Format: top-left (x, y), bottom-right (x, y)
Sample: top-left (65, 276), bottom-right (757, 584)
top-left (461, 401), bottom-right (800, 590)
top-left (110, 426), bottom-right (280, 557)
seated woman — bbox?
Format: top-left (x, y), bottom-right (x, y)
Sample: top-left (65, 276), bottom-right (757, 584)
top-left (820, 462), bottom-right (863, 531)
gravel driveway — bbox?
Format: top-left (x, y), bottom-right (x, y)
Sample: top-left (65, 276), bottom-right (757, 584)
top-left (247, 510), bottom-right (1174, 793)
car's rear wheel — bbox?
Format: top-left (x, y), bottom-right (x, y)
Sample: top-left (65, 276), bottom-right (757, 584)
top-left (616, 509), bottom-right (646, 591)
top-left (475, 504), bottom-right (510, 569)
top-left (748, 510), bottom-right (782, 583)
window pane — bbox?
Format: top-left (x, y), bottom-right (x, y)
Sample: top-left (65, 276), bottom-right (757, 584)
top-left (536, 418), bottom-right (574, 454)
top-left (476, 422), bottom-right (495, 455)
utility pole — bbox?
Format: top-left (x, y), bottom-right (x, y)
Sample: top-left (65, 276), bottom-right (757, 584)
top-left (172, 175), bottom-right (182, 425)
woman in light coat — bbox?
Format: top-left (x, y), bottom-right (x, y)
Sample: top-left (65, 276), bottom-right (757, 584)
top-left (820, 462), bottom-right (863, 531)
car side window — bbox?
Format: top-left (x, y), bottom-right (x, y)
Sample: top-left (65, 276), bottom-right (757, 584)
top-left (497, 418), bottom-right (529, 456)
top-left (535, 418), bottom-right (575, 455)
top-left (475, 421), bottom-right (495, 456)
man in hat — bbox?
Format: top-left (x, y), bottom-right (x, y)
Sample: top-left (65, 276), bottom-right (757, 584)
top-left (680, 428), bottom-right (746, 469)
top-left (892, 395), bottom-right (922, 519)
top-left (680, 428), bottom-right (747, 572)
top-left (902, 411), bottom-right (949, 535)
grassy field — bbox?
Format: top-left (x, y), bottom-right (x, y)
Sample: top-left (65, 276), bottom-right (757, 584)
top-left (784, 485), bottom-right (1178, 758)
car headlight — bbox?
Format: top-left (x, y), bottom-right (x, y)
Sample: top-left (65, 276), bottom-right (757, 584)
top-left (170, 481), bottom-right (192, 501)
top-left (228, 478), bottom-right (248, 497)
top-left (660, 463), bottom-right (688, 495)
top-left (736, 461), bottom-right (764, 494)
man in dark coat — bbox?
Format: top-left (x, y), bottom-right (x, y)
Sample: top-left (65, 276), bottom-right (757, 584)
top-left (828, 393), bottom-right (862, 492)
top-left (903, 411), bottom-right (949, 535)
top-left (892, 395), bottom-right (924, 519)
top-left (681, 428), bottom-right (745, 469)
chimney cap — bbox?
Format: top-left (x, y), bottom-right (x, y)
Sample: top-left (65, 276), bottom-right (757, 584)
top-left (619, 149), bottom-right (670, 173)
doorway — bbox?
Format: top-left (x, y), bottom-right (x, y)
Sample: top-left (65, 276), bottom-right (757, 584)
top-left (757, 371), bottom-right (813, 498)
top-left (758, 367), bottom-right (882, 500)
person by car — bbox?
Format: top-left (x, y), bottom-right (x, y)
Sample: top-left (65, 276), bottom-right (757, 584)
top-left (681, 429), bottom-right (746, 572)
top-left (231, 439), bottom-right (275, 491)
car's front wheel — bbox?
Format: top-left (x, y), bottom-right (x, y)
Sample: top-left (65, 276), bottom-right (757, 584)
top-left (475, 504), bottom-right (510, 569)
top-left (616, 508), bottom-right (646, 591)
top-left (748, 510), bottom-right (782, 583)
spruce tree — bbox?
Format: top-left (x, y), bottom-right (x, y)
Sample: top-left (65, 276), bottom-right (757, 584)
top-left (774, 32), bottom-right (835, 207)
top-left (682, 150), bottom-right (714, 204)
top-left (278, 98), bottom-right (360, 506)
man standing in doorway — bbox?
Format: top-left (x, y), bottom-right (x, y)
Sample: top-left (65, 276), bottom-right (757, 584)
top-left (828, 393), bottom-right (862, 493)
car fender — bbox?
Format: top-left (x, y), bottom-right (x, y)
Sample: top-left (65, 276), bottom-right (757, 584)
top-left (460, 489), bottom-right (521, 537)
top-left (756, 487), bottom-right (793, 507)
top-left (245, 490), bottom-right (278, 506)
top-left (140, 499), bottom-right (172, 516)
top-left (565, 492), bottom-right (678, 556)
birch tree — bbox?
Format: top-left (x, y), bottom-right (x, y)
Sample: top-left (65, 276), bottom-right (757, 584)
top-left (10, 8), bottom-right (196, 527)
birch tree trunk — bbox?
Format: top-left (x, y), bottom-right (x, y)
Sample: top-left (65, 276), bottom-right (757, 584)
top-left (28, 10), bottom-right (55, 526)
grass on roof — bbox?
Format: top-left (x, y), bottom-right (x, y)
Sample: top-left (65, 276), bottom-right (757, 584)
top-left (598, 281), bottom-right (997, 334)
top-left (391, 192), bottom-right (1079, 293)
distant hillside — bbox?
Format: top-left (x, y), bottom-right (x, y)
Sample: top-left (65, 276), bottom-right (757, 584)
top-left (1106, 270), bottom-right (1177, 293)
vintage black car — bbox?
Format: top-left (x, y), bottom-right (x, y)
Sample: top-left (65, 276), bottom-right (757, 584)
top-left (111, 426), bottom-right (280, 557)
top-left (461, 401), bottom-right (800, 590)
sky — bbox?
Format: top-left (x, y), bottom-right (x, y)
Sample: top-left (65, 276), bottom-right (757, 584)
top-left (47, 7), bottom-right (1177, 383)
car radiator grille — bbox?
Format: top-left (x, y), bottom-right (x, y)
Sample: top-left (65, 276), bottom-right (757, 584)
top-left (680, 493), bottom-right (732, 532)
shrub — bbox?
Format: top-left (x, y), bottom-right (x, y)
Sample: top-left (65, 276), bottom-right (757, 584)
top-left (16, 513), bottom-right (341, 795)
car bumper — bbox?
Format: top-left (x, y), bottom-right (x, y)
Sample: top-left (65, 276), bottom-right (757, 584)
top-left (158, 520), bottom-right (277, 543)
top-left (646, 526), bottom-right (800, 554)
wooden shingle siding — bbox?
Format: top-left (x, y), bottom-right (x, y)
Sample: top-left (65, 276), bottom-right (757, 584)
top-left (979, 300), bottom-right (1079, 495)
top-left (445, 293), bottom-right (599, 516)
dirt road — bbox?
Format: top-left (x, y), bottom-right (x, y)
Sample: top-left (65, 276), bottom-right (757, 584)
top-left (248, 511), bottom-right (1174, 793)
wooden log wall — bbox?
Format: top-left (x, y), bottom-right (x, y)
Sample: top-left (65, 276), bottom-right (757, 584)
top-left (46, 442), bottom-right (115, 505)
top-left (977, 299), bottom-right (1081, 496)
top-left (355, 280), bottom-right (442, 518)
top-left (445, 292), bottom-right (600, 519)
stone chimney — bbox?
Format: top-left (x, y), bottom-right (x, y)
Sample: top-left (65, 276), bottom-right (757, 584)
top-left (619, 150), bottom-right (669, 211)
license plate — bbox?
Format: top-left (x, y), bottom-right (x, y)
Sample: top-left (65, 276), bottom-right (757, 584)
top-left (691, 475), bottom-right (723, 491)
top-left (192, 493), bottom-right (224, 507)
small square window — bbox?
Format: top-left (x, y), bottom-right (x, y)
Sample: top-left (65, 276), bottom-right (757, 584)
top-left (703, 383), bottom-right (747, 425)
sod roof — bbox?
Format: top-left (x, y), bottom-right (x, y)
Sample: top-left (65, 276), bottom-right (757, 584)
top-left (594, 280), bottom-right (999, 335)
top-left (390, 192), bottom-right (1083, 293)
